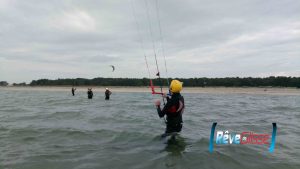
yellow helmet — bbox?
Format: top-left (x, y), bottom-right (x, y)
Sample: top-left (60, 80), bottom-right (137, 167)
top-left (170, 80), bottom-right (183, 93)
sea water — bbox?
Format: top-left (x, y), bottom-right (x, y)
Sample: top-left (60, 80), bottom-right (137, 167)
top-left (0, 88), bottom-right (299, 169)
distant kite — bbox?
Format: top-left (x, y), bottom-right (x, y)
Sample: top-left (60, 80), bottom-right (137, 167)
top-left (110, 65), bottom-right (115, 72)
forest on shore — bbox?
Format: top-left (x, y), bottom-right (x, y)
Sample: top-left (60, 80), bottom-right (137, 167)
top-left (2, 76), bottom-right (300, 88)
top-left (2, 76), bottom-right (299, 88)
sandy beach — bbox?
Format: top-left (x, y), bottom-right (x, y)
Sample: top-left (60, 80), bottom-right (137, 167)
top-left (1, 86), bottom-right (300, 95)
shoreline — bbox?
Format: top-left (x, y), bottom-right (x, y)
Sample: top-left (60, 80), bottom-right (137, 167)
top-left (1, 86), bottom-right (300, 95)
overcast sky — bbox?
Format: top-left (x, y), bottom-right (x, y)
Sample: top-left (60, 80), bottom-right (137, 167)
top-left (0, 0), bottom-right (299, 83)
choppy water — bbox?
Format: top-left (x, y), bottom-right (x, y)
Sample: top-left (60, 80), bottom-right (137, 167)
top-left (0, 88), bottom-right (299, 169)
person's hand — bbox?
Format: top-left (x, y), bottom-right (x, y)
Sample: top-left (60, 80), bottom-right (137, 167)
top-left (154, 100), bottom-right (161, 106)
top-left (162, 93), bottom-right (167, 98)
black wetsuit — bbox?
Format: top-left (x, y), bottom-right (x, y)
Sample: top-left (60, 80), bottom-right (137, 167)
top-left (87, 90), bottom-right (93, 99)
top-left (156, 93), bottom-right (185, 134)
top-left (71, 88), bottom-right (75, 96)
top-left (105, 90), bottom-right (111, 100)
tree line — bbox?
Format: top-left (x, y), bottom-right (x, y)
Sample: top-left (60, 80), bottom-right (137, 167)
top-left (26, 77), bottom-right (300, 88)
top-left (0, 81), bottom-right (9, 86)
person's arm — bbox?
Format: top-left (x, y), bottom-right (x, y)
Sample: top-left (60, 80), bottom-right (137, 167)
top-left (155, 99), bottom-right (173, 118)
top-left (155, 100), bottom-right (165, 117)
top-left (157, 106), bottom-right (165, 118)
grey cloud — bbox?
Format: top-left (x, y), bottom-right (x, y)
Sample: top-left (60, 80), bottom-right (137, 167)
top-left (0, 0), bottom-right (299, 83)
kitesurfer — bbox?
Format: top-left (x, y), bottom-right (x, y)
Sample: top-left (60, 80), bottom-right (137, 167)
top-left (154, 80), bottom-right (185, 137)
top-left (87, 88), bottom-right (93, 99)
top-left (71, 87), bottom-right (76, 96)
top-left (105, 88), bottom-right (112, 100)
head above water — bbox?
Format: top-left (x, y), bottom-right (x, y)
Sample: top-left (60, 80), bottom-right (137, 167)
top-left (170, 80), bottom-right (183, 93)
top-left (105, 88), bottom-right (109, 90)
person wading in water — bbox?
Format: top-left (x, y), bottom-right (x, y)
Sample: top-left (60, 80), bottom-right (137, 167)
top-left (154, 80), bottom-right (185, 137)
top-left (71, 87), bottom-right (76, 96)
top-left (87, 88), bottom-right (93, 99)
top-left (105, 88), bottom-right (112, 100)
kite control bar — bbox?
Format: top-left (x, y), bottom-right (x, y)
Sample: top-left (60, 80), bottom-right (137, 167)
top-left (149, 79), bottom-right (164, 95)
